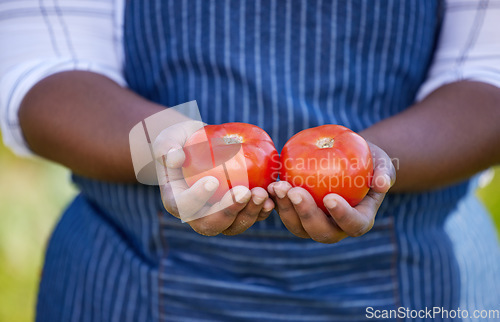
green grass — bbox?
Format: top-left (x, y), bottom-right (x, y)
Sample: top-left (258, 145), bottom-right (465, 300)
top-left (0, 138), bottom-right (499, 322)
top-left (0, 143), bottom-right (76, 322)
top-left (477, 168), bottom-right (500, 232)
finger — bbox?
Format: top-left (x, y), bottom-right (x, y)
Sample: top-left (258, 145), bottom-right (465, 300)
top-left (353, 189), bottom-right (386, 216)
top-left (154, 144), bottom-right (187, 202)
top-left (222, 187), bottom-right (268, 235)
top-left (323, 190), bottom-right (384, 237)
top-left (256, 198), bottom-right (275, 221)
top-left (368, 142), bottom-right (396, 193)
top-left (267, 182), bottom-right (278, 199)
top-left (159, 182), bottom-right (180, 217)
top-left (153, 135), bottom-right (185, 168)
top-left (288, 187), bottom-right (347, 244)
top-left (153, 121), bottom-right (204, 168)
top-left (155, 156), bottom-right (186, 188)
top-left (164, 147), bottom-right (186, 169)
top-left (168, 176), bottom-right (219, 219)
top-left (269, 182), bottom-right (310, 239)
top-left (188, 186), bottom-right (251, 236)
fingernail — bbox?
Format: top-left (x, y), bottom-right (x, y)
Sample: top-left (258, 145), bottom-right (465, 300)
top-left (324, 198), bottom-right (337, 210)
top-left (263, 206), bottom-right (273, 212)
top-left (234, 188), bottom-right (251, 204)
top-left (253, 196), bottom-right (266, 205)
top-left (163, 148), bottom-right (179, 168)
top-left (166, 148), bottom-right (176, 158)
top-left (275, 188), bottom-right (286, 199)
top-left (165, 149), bottom-right (177, 167)
top-left (384, 175), bottom-right (392, 187)
top-left (288, 193), bottom-right (302, 205)
top-left (204, 180), bottom-right (218, 192)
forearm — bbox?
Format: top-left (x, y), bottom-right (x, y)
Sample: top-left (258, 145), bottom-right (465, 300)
top-left (360, 81), bottom-right (500, 192)
top-left (19, 71), bottom-right (171, 182)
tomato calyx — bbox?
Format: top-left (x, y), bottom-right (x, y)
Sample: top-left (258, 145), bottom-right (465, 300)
top-left (316, 137), bottom-right (335, 149)
top-left (182, 122), bottom-right (279, 204)
top-left (222, 134), bottom-right (244, 145)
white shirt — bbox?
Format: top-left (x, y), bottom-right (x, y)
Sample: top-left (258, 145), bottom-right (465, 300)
top-left (1, 0), bottom-right (499, 156)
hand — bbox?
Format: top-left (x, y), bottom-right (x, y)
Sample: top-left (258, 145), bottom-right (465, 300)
top-left (268, 142), bottom-right (396, 243)
top-left (153, 121), bottom-right (274, 236)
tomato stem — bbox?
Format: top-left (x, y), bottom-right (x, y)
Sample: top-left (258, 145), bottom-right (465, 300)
top-left (223, 134), bottom-right (244, 144)
top-left (316, 137), bottom-right (334, 148)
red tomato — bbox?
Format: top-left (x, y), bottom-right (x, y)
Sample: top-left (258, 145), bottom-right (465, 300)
top-left (182, 122), bottom-right (279, 204)
top-left (280, 125), bottom-right (373, 212)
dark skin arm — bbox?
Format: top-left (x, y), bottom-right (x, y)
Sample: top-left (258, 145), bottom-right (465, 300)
top-left (270, 80), bottom-right (500, 243)
top-left (19, 71), bottom-right (500, 240)
top-left (19, 71), bottom-right (164, 182)
top-left (362, 80), bottom-right (500, 192)
top-left (19, 70), bottom-right (275, 236)
top-left (20, 71), bottom-right (500, 188)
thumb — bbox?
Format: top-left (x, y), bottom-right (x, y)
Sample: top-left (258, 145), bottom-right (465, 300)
top-left (153, 140), bottom-right (185, 169)
top-left (153, 120), bottom-right (205, 169)
top-left (165, 145), bottom-right (185, 168)
top-left (153, 130), bottom-right (185, 168)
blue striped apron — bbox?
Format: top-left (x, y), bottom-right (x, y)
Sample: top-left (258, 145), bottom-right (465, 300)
top-left (36, 1), bottom-right (500, 321)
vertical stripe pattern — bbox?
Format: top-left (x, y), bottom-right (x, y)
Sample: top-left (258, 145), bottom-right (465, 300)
top-left (36, 1), bottom-right (500, 321)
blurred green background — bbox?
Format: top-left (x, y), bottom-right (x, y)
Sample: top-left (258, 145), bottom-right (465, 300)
top-left (0, 137), bottom-right (499, 322)
top-left (0, 137), bottom-right (76, 322)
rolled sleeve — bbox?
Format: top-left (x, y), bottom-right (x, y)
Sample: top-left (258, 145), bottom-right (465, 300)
top-left (0, 0), bottom-right (125, 156)
top-left (416, 0), bottom-right (500, 101)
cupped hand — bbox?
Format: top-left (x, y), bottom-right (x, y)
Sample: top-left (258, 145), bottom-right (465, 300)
top-left (153, 121), bottom-right (274, 236)
top-left (268, 142), bottom-right (396, 243)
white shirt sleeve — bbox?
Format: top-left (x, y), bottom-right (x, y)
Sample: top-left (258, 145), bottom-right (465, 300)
top-left (416, 0), bottom-right (500, 101)
top-left (0, 0), bottom-right (125, 156)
